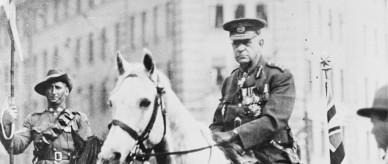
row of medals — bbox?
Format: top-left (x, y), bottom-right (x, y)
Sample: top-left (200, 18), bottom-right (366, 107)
top-left (238, 72), bottom-right (268, 117)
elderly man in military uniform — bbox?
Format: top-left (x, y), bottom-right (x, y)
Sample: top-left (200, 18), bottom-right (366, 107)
top-left (0, 69), bottom-right (92, 164)
top-left (209, 18), bottom-right (299, 164)
top-left (357, 85), bottom-right (388, 163)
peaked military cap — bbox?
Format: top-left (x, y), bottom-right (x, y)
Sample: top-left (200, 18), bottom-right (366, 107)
top-left (223, 18), bottom-right (267, 40)
top-left (357, 85), bottom-right (388, 117)
top-left (34, 69), bottom-right (72, 96)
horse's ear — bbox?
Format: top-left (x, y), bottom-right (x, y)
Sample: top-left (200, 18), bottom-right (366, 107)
top-left (143, 48), bottom-right (154, 74)
top-left (116, 51), bottom-right (129, 75)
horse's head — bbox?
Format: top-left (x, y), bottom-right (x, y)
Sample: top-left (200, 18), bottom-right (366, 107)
top-left (98, 49), bottom-right (169, 164)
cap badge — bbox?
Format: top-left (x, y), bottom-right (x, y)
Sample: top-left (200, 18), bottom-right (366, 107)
top-left (236, 24), bottom-right (245, 33)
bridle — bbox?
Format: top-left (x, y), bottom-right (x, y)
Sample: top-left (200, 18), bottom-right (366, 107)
top-left (108, 73), bottom-right (167, 162)
top-left (107, 72), bottom-right (216, 163)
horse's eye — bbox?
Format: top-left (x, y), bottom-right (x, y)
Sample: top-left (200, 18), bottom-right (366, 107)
top-left (139, 98), bottom-right (151, 108)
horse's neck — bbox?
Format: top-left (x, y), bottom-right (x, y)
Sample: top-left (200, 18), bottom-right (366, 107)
top-left (155, 88), bottom-right (228, 164)
top-left (164, 89), bottom-right (211, 146)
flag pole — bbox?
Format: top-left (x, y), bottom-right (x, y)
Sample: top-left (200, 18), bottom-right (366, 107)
top-left (7, 18), bottom-right (15, 164)
top-left (321, 58), bottom-right (330, 97)
top-left (320, 57), bottom-right (345, 164)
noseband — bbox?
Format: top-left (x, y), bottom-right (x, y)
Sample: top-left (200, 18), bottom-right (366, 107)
top-left (108, 74), bottom-right (167, 161)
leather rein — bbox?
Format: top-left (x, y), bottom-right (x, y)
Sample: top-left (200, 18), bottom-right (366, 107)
top-left (107, 73), bottom-right (216, 162)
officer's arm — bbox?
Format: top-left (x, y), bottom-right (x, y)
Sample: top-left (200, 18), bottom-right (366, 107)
top-left (0, 114), bottom-right (34, 154)
top-left (76, 112), bottom-right (92, 140)
top-left (209, 103), bottom-right (225, 132)
top-left (235, 70), bottom-right (295, 149)
top-left (209, 77), bottom-right (230, 132)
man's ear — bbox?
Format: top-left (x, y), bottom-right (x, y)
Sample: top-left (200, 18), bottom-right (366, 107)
top-left (259, 39), bottom-right (264, 47)
top-left (65, 87), bottom-right (70, 96)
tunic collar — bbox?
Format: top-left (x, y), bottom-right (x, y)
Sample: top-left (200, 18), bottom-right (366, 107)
top-left (238, 56), bottom-right (266, 77)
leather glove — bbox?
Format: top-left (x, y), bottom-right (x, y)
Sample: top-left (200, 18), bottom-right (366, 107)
top-left (219, 142), bottom-right (252, 164)
top-left (220, 142), bottom-right (259, 164)
top-left (212, 130), bottom-right (238, 144)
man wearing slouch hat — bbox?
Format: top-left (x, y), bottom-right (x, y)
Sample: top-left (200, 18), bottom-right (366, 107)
top-left (0, 69), bottom-right (92, 164)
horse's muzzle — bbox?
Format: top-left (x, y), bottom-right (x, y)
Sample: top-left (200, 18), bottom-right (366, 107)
top-left (97, 151), bottom-right (121, 164)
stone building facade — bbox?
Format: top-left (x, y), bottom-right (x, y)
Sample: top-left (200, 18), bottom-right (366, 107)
top-left (0, 0), bottom-right (388, 163)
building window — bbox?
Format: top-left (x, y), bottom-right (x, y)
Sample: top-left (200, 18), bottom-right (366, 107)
top-left (256, 4), bottom-right (267, 21)
top-left (53, 47), bottom-right (59, 66)
top-left (42, 4), bottom-right (48, 27)
top-left (37, 4), bottom-right (48, 29)
top-left (89, 84), bottom-right (94, 114)
top-left (328, 10), bottom-right (333, 41)
top-left (307, 60), bottom-right (312, 92)
top-left (43, 50), bottom-right (48, 72)
top-left (115, 22), bottom-right (120, 51)
top-left (64, 0), bottom-right (69, 18)
top-left (340, 69), bottom-right (344, 101)
top-left (129, 16), bottom-right (135, 49)
top-left (215, 66), bottom-right (224, 87)
top-left (76, 0), bottom-right (82, 14)
top-left (215, 4), bottom-right (223, 28)
top-left (141, 11), bottom-right (147, 46)
top-left (235, 4), bottom-right (245, 18)
top-left (88, 0), bottom-right (95, 8)
top-left (54, 0), bottom-right (60, 22)
top-left (75, 38), bottom-right (81, 68)
top-left (88, 33), bottom-right (94, 64)
top-left (100, 28), bottom-right (107, 60)
top-left (338, 13), bottom-right (343, 43)
top-left (101, 80), bottom-right (108, 110)
top-left (153, 6), bottom-right (159, 43)
top-left (166, 2), bottom-right (173, 38)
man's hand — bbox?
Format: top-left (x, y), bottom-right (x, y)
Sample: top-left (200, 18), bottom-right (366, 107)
top-left (212, 130), bottom-right (238, 144)
top-left (1, 102), bottom-right (17, 125)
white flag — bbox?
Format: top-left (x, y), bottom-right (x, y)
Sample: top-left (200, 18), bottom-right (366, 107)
top-left (1, 0), bottom-right (24, 61)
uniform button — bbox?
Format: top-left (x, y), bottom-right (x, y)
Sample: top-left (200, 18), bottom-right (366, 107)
top-left (53, 148), bottom-right (57, 151)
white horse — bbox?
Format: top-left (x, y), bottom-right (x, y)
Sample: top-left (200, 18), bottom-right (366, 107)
top-left (97, 50), bottom-right (229, 164)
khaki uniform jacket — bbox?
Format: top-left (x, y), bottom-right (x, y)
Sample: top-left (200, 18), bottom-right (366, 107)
top-left (0, 109), bottom-right (92, 164)
top-left (210, 57), bottom-right (296, 163)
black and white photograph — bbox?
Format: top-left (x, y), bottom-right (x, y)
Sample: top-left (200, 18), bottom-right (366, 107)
top-left (0, 0), bottom-right (388, 164)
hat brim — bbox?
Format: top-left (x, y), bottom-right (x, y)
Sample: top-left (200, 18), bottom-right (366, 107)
top-left (357, 107), bottom-right (388, 117)
top-left (223, 18), bottom-right (267, 31)
top-left (230, 33), bottom-right (257, 40)
top-left (34, 73), bottom-right (72, 96)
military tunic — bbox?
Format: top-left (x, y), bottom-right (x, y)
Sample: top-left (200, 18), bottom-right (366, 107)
top-left (0, 109), bottom-right (92, 164)
top-left (210, 57), bottom-right (296, 163)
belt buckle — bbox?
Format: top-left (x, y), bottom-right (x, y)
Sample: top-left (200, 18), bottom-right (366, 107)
top-left (54, 151), bottom-right (62, 161)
